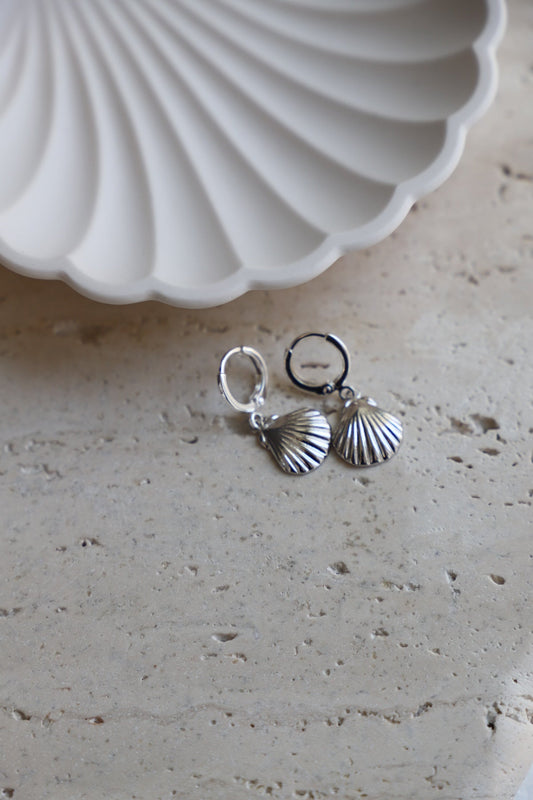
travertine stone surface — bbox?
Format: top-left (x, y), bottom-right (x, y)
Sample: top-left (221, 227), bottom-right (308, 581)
top-left (1, 4), bottom-right (532, 799)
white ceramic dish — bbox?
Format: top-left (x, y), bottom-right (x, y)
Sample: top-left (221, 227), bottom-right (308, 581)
top-left (0, 0), bottom-right (506, 308)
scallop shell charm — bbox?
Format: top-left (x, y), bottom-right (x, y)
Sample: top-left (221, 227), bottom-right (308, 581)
top-left (332, 397), bottom-right (402, 467)
top-left (257, 408), bottom-right (331, 475)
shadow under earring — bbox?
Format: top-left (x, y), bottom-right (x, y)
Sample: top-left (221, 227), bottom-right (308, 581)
top-left (285, 333), bottom-right (403, 467)
top-left (218, 346), bottom-right (331, 475)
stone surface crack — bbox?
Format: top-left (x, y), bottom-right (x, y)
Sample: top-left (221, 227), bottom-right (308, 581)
top-left (4, 694), bottom-right (522, 732)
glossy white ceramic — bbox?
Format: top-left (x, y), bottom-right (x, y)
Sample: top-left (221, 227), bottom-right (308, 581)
top-left (0, 0), bottom-right (506, 307)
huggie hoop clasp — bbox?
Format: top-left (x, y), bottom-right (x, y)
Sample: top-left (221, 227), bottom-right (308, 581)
top-left (218, 346), bottom-right (268, 414)
top-left (285, 333), bottom-right (350, 396)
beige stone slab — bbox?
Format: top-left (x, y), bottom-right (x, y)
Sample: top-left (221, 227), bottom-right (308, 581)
top-left (1, 3), bottom-right (533, 799)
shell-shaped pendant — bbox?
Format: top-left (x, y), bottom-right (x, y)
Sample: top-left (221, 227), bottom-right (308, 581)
top-left (257, 408), bottom-right (331, 475)
top-left (332, 397), bottom-right (402, 467)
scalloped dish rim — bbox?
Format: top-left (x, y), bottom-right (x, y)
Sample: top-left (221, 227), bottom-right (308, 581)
top-left (0, 0), bottom-right (507, 308)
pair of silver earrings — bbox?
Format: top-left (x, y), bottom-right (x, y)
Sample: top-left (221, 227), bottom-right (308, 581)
top-left (218, 333), bottom-right (403, 476)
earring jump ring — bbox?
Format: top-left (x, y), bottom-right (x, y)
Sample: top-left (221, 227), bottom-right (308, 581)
top-left (285, 332), bottom-right (350, 396)
top-left (218, 346), bottom-right (268, 414)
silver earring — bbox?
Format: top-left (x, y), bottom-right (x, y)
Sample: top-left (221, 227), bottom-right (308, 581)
top-left (218, 346), bottom-right (331, 475)
top-left (285, 333), bottom-right (403, 467)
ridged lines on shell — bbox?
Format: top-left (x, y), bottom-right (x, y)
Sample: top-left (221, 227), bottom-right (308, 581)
top-left (333, 398), bottom-right (402, 467)
top-left (258, 407), bottom-right (331, 475)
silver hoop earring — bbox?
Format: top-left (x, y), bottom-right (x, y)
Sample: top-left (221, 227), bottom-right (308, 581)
top-left (218, 346), bottom-right (331, 475)
top-left (285, 333), bottom-right (403, 467)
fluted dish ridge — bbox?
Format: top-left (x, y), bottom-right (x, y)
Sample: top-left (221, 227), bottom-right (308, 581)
top-left (0, 0), bottom-right (506, 306)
